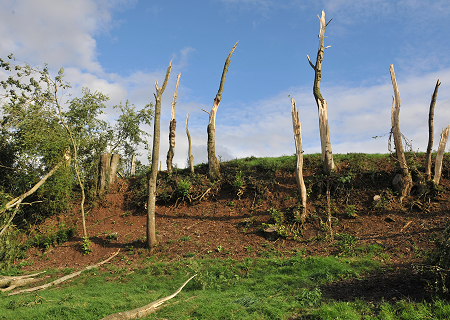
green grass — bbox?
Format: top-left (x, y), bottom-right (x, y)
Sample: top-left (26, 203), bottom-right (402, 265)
top-left (2, 251), bottom-right (445, 320)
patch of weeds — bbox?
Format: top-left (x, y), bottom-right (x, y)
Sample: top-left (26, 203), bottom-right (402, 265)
top-left (217, 245), bottom-right (224, 252)
top-left (81, 236), bottom-right (92, 255)
top-left (106, 232), bottom-right (118, 242)
top-left (121, 211), bottom-right (131, 217)
top-left (335, 233), bottom-right (358, 256)
top-left (344, 205), bottom-right (358, 218)
top-left (185, 252), bottom-right (195, 258)
top-left (244, 245), bottom-right (253, 252)
top-left (177, 179), bottom-right (191, 197)
top-left (180, 236), bottom-right (191, 242)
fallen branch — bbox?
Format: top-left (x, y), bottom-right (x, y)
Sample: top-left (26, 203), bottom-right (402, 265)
top-left (9, 250), bottom-right (120, 296)
top-left (0, 271), bottom-right (46, 292)
top-left (100, 274), bottom-right (197, 320)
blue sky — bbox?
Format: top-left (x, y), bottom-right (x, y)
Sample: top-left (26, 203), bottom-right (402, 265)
top-left (1, 0), bottom-right (450, 168)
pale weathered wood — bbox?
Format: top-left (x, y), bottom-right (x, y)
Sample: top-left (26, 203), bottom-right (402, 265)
top-left (389, 64), bottom-right (412, 202)
top-left (100, 274), bottom-right (196, 320)
top-left (307, 11), bottom-right (335, 175)
top-left (290, 98), bottom-right (307, 222)
top-left (425, 79), bottom-right (441, 180)
top-left (147, 61), bottom-right (172, 249)
top-left (109, 154), bottom-right (120, 185)
top-left (207, 41), bottom-right (238, 181)
top-left (186, 113), bottom-right (194, 174)
top-left (8, 250), bottom-right (120, 295)
top-left (433, 125), bottom-right (450, 185)
top-left (98, 152), bottom-right (111, 192)
top-left (167, 73), bottom-right (180, 174)
top-left (0, 271), bottom-right (45, 292)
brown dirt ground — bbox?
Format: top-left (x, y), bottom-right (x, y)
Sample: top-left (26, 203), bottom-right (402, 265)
top-left (17, 164), bottom-right (450, 304)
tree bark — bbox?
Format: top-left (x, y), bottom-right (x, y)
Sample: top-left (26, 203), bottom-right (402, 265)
top-left (98, 153), bottom-right (111, 192)
top-left (433, 125), bottom-right (450, 185)
top-left (167, 73), bottom-right (180, 174)
top-left (109, 154), bottom-right (120, 185)
top-left (389, 64), bottom-right (412, 202)
top-left (130, 154), bottom-right (136, 176)
top-left (307, 11), bottom-right (335, 175)
top-left (425, 79), bottom-right (441, 180)
top-left (290, 98), bottom-right (307, 222)
top-left (186, 113), bottom-right (194, 174)
top-left (207, 41), bottom-right (238, 181)
top-left (147, 61), bottom-right (172, 250)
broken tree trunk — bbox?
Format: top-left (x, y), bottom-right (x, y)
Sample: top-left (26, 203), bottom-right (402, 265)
top-left (147, 61), bottom-right (172, 250)
top-left (167, 73), bottom-right (180, 175)
top-left (425, 79), bottom-right (441, 180)
top-left (389, 64), bottom-right (412, 202)
top-left (100, 274), bottom-right (196, 320)
top-left (8, 250), bottom-right (119, 295)
top-left (98, 153), bottom-right (111, 192)
top-left (109, 154), bottom-right (120, 185)
top-left (307, 10), bottom-right (335, 175)
top-left (186, 113), bottom-right (194, 174)
top-left (433, 125), bottom-right (450, 185)
top-left (207, 41), bottom-right (238, 181)
top-left (290, 98), bottom-right (307, 222)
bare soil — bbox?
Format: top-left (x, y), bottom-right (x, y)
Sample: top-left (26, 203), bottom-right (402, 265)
top-left (17, 158), bottom-right (450, 303)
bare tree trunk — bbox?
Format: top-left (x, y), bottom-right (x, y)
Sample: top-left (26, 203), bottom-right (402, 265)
top-left (307, 10), bottom-right (335, 175)
top-left (186, 113), bottom-right (194, 174)
top-left (167, 73), bottom-right (180, 175)
top-left (433, 125), bottom-right (450, 185)
top-left (109, 154), bottom-right (120, 185)
top-left (147, 61), bottom-right (172, 250)
top-left (207, 42), bottom-right (238, 181)
top-left (130, 154), bottom-right (135, 176)
top-left (390, 64), bottom-right (412, 202)
top-left (425, 79), bottom-right (441, 180)
top-left (290, 98), bottom-right (307, 222)
top-left (98, 153), bottom-right (110, 192)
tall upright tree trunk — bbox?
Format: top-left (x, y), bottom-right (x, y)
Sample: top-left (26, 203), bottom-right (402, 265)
top-left (389, 64), bottom-right (412, 202)
top-left (290, 98), bottom-right (307, 222)
top-left (109, 154), bottom-right (120, 185)
top-left (147, 61), bottom-right (172, 250)
top-left (207, 41), bottom-right (238, 181)
top-left (425, 79), bottom-right (441, 180)
top-left (167, 73), bottom-right (180, 175)
top-left (307, 11), bottom-right (335, 175)
top-left (433, 125), bottom-right (450, 185)
top-left (186, 113), bottom-right (194, 174)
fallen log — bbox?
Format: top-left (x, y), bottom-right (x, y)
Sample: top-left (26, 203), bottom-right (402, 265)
top-left (9, 250), bottom-right (120, 296)
top-left (100, 274), bottom-right (197, 320)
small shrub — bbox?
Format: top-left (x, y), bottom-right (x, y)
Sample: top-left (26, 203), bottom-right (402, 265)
top-left (336, 233), bottom-right (358, 256)
top-left (81, 236), bottom-right (92, 255)
top-left (177, 179), bottom-right (191, 197)
top-left (268, 207), bottom-right (284, 224)
top-left (345, 205), bottom-right (358, 218)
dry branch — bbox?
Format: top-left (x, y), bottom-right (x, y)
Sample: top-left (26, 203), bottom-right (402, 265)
top-left (290, 98), bottom-right (307, 221)
top-left (8, 250), bottom-right (120, 296)
top-left (100, 274), bottom-right (196, 320)
top-left (186, 113), bottom-right (194, 174)
top-left (1, 271), bottom-right (46, 292)
top-left (425, 79), bottom-right (441, 180)
top-left (389, 64), bottom-right (412, 202)
top-left (433, 125), bottom-right (450, 185)
top-left (167, 73), bottom-right (180, 174)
